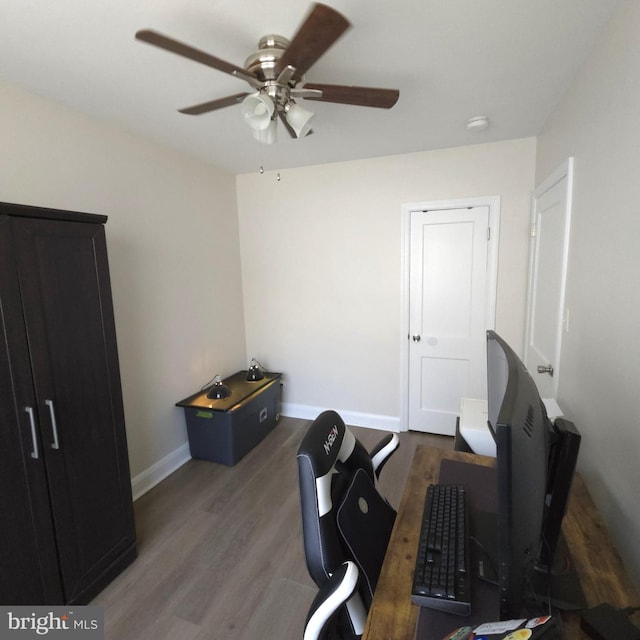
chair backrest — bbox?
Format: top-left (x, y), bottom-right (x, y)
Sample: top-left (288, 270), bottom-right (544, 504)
top-left (297, 410), bottom-right (398, 639)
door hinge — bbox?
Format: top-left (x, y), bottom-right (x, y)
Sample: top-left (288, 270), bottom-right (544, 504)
top-left (487, 227), bottom-right (491, 241)
top-left (530, 224), bottom-right (537, 237)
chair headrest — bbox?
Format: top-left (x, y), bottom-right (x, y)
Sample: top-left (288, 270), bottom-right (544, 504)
top-left (297, 410), bottom-right (347, 479)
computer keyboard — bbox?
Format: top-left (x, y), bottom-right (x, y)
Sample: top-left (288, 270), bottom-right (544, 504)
top-left (411, 483), bottom-right (471, 616)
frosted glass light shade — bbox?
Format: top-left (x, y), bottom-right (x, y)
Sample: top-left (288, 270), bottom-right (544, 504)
top-left (285, 102), bottom-right (315, 138)
top-left (241, 93), bottom-right (275, 131)
top-left (251, 118), bottom-right (277, 144)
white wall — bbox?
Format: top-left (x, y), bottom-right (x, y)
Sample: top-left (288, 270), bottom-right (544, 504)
top-left (0, 79), bottom-right (247, 495)
top-left (237, 138), bottom-right (536, 428)
top-left (535, 0), bottom-right (640, 584)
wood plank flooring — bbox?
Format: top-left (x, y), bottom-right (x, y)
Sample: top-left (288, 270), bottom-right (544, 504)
top-left (92, 416), bottom-right (453, 640)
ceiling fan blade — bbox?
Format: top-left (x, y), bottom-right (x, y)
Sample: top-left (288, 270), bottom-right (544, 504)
top-left (178, 92), bottom-right (250, 115)
top-left (136, 29), bottom-right (260, 87)
top-left (274, 3), bottom-right (350, 82)
top-left (302, 83), bottom-right (400, 109)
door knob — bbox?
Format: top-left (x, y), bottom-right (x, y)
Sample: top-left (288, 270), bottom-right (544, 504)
top-left (412, 335), bottom-right (421, 342)
top-left (537, 364), bottom-right (554, 376)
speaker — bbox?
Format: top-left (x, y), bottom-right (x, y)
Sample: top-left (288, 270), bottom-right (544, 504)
top-left (538, 417), bottom-right (581, 570)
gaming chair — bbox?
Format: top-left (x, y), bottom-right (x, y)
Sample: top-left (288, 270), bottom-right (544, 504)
top-left (297, 410), bottom-right (399, 640)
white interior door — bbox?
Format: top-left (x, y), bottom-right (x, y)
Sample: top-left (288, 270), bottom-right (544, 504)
top-left (408, 206), bottom-right (490, 434)
top-left (525, 159), bottom-right (574, 399)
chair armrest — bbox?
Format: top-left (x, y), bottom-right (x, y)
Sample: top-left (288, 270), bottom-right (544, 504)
top-left (370, 433), bottom-right (399, 478)
top-left (303, 561), bottom-right (359, 640)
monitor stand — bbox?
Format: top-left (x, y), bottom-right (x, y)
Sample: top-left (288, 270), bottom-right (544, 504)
top-left (473, 511), bottom-right (586, 612)
top-left (531, 532), bottom-right (586, 611)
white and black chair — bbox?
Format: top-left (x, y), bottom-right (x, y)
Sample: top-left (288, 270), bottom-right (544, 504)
top-left (297, 410), bottom-right (399, 640)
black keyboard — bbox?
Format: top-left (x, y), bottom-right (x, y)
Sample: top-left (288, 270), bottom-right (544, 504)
top-left (411, 484), bottom-right (471, 616)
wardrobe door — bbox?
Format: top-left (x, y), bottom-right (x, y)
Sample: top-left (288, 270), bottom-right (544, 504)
top-left (0, 216), bottom-right (64, 604)
top-left (11, 215), bottom-right (136, 604)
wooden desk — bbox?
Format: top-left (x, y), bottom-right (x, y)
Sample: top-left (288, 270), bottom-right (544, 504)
top-left (362, 445), bottom-right (639, 640)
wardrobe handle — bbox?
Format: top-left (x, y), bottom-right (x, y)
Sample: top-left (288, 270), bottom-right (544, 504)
top-left (45, 399), bottom-right (60, 450)
top-left (24, 406), bottom-right (39, 459)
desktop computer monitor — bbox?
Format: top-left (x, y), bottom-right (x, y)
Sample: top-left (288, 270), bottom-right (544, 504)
top-left (486, 330), bottom-right (582, 619)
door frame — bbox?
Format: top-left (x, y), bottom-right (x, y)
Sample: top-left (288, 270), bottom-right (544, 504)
top-left (523, 158), bottom-right (574, 398)
top-left (400, 196), bottom-right (501, 432)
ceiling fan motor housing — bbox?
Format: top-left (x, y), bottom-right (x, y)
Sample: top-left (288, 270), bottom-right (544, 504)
top-left (244, 35), bottom-right (302, 112)
top-left (244, 35), bottom-right (290, 82)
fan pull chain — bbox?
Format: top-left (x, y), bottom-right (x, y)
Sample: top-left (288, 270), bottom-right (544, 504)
top-left (259, 138), bottom-right (265, 174)
top-left (258, 167), bottom-right (281, 181)
top-left (256, 139), bottom-right (280, 181)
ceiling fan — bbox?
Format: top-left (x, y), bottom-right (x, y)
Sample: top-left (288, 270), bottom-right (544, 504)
top-left (135, 3), bottom-right (399, 144)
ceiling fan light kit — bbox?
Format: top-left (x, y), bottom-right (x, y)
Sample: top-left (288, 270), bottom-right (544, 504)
top-left (283, 102), bottom-right (315, 138)
top-left (135, 2), bottom-right (399, 146)
top-left (240, 93), bottom-right (275, 130)
top-left (252, 119), bottom-right (278, 145)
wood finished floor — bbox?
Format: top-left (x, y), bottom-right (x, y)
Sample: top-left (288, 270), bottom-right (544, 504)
top-left (92, 417), bottom-right (453, 640)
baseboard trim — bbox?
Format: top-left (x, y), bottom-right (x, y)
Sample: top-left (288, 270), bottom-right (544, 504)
top-left (131, 442), bottom-right (191, 501)
top-left (130, 407), bottom-right (400, 500)
top-left (281, 403), bottom-right (400, 432)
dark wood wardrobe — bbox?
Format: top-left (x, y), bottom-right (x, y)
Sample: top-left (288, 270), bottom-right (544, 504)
top-left (0, 202), bottom-right (136, 604)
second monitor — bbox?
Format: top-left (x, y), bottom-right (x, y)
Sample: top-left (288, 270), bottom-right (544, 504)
top-left (486, 330), bottom-right (583, 619)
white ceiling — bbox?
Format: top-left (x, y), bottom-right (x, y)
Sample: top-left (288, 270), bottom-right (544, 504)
top-left (0, 0), bottom-right (621, 175)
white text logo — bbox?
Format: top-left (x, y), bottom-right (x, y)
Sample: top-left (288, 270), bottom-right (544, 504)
top-left (323, 425), bottom-right (339, 455)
